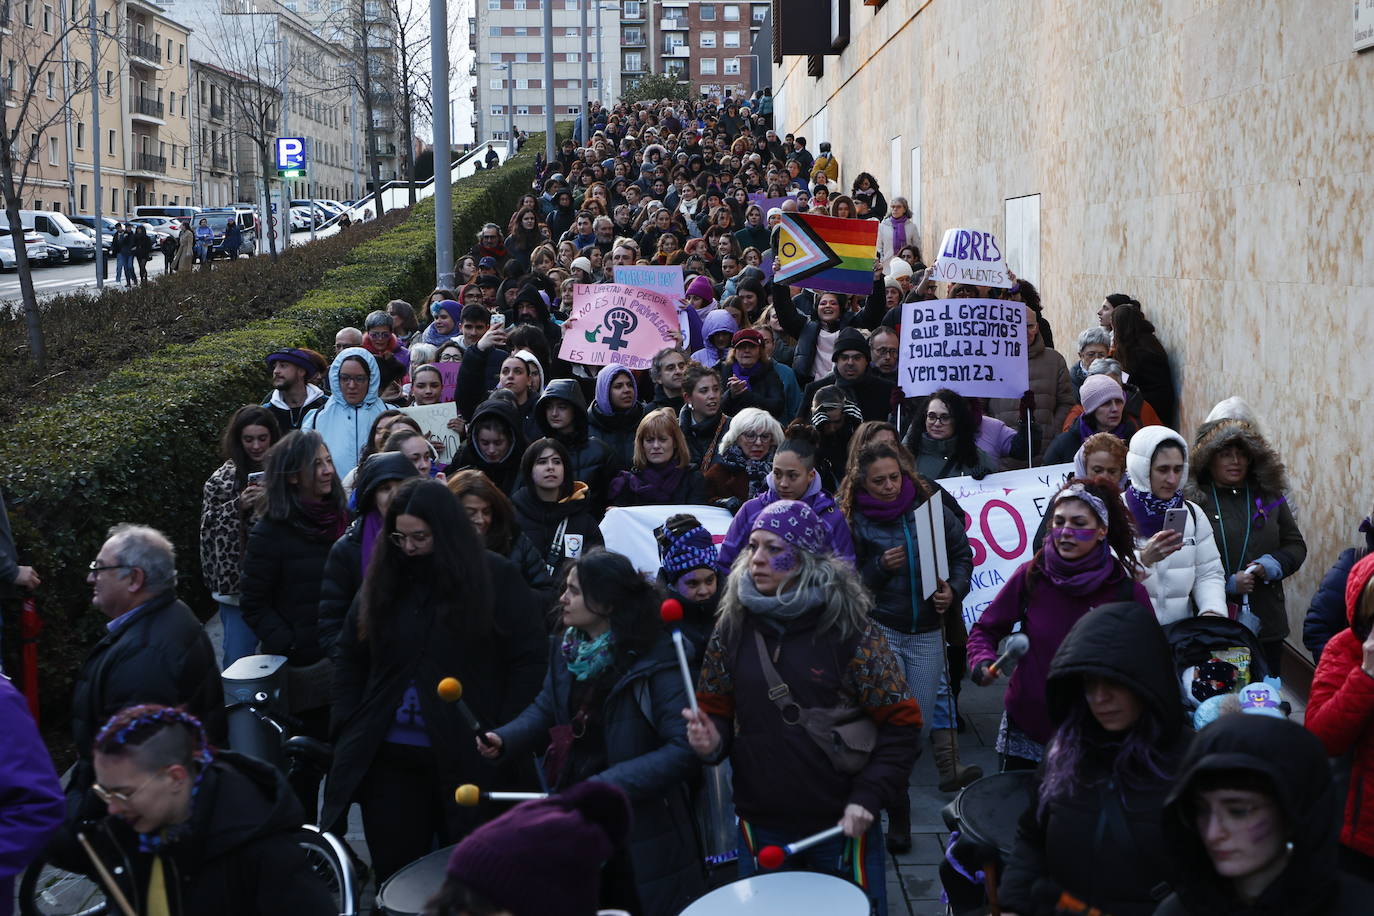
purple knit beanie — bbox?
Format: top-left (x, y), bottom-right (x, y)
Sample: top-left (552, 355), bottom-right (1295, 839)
top-left (1079, 374), bottom-right (1124, 416)
top-left (685, 273), bottom-right (715, 305)
top-left (660, 516), bottom-right (718, 577)
top-left (445, 781), bottom-right (632, 916)
top-left (750, 499), bottom-right (830, 556)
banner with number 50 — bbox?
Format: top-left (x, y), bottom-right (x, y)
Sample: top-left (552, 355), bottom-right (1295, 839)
top-left (936, 464), bottom-right (1076, 629)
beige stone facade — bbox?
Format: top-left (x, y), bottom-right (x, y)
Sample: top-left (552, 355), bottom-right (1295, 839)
top-left (773, 0), bottom-right (1374, 654)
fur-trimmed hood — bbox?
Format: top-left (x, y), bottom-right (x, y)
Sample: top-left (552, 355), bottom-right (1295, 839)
top-left (1187, 416), bottom-right (1289, 499)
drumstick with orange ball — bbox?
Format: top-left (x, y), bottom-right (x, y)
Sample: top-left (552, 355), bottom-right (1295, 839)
top-left (454, 784), bottom-right (548, 806)
top-left (756, 825), bottom-right (846, 869)
top-left (659, 599), bottom-right (699, 715)
top-left (436, 677), bottom-right (493, 746)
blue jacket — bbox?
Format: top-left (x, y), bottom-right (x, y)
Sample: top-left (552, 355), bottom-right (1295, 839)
top-left (0, 676), bottom-right (64, 913)
top-left (301, 347), bottom-right (385, 479)
top-left (496, 634), bottom-right (704, 916)
top-left (1303, 522), bottom-right (1374, 665)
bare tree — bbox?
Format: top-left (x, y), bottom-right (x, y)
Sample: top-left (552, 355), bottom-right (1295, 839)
top-left (0, 0), bottom-right (116, 368)
top-left (381, 0), bottom-right (429, 205)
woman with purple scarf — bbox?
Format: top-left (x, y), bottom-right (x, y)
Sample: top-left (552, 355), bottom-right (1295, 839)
top-left (607, 408), bottom-right (709, 507)
top-left (969, 477), bottom-right (1151, 769)
top-left (876, 196), bottom-right (915, 270)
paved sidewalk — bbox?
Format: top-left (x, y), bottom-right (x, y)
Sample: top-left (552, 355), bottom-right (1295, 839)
top-left (884, 679), bottom-right (1006, 916)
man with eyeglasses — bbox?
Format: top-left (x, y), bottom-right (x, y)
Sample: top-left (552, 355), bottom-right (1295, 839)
top-left (468, 222), bottom-right (508, 272)
top-left (799, 326), bottom-right (897, 424)
top-left (58, 525), bottom-right (223, 863)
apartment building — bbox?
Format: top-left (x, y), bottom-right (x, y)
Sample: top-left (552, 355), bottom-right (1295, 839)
top-left (619, 0), bottom-right (769, 99)
top-left (190, 59), bottom-right (283, 206)
top-left (469, 0), bottom-right (621, 143)
top-left (12, 0), bottom-right (195, 215)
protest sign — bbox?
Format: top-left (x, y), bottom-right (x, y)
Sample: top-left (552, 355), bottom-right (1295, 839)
top-left (559, 283), bottom-right (679, 369)
top-left (912, 496), bottom-right (950, 600)
top-left (932, 228), bottom-right (1014, 289)
top-left (935, 464), bottom-right (1075, 628)
top-left (748, 193), bottom-right (793, 215)
top-left (435, 362), bottom-right (461, 403)
top-left (614, 264), bottom-right (684, 299)
top-left (897, 298), bottom-right (1028, 399)
top-left (401, 402), bottom-right (462, 465)
top-left (600, 504), bottom-right (735, 575)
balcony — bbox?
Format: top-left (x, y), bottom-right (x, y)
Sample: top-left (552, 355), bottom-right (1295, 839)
top-left (620, 31), bottom-right (644, 46)
top-left (264, 117), bottom-right (277, 132)
top-left (135, 152), bottom-right (166, 173)
top-left (129, 35), bottom-right (162, 64)
top-left (212, 152), bottom-right (230, 169)
top-left (659, 17), bottom-right (685, 30)
top-left (663, 44), bottom-right (689, 56)
top-left (622, 61), bottom-right (647, 74)
top-left (371, 118), bottom-right (396, 133)
top-left (130, 94), bottom-right (164, 119)
top-left (209, 102), bottom-right (225, 120)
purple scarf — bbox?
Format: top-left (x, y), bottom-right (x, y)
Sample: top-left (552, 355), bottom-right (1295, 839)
top-left (1124, 484), bottom-right (1182, 538)
top-left (360, 511), bottom-right (384, 576)
top-left (854, 476), bottom-right (919, 523)
top-left (609, 462), bottom-right (685, 504)
top-left (890, 214), bottom-right (908, 254)
top-left (730, 360), bottom-right (762, 390)
top-left (298, 497), bottom-right (349, 541)
top-left (1075, 414), bottom-right (1130, 443)
top-left (1040, 540), bottom-right (1117, 595)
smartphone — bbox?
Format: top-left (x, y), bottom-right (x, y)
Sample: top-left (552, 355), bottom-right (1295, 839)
top-left (246, 471), bottom-right (265, 486)
top-left (1163, 507), bottom-right (1188, 536)
top-left (490, 312), bottom-right (506, 331)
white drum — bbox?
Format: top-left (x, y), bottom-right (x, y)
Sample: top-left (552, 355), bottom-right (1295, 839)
top-left (678, 871), bottom-right (870, 915)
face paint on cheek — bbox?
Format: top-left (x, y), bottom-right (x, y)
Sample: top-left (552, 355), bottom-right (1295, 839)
top-left (769, 546), bottom-right (797, 573)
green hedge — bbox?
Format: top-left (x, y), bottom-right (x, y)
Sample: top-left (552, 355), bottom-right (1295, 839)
top-left (0, 132), bottom-right (558, 719)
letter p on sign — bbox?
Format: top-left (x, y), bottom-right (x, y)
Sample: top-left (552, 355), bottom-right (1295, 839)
top-left (276, 137), bottom-right (306, 177)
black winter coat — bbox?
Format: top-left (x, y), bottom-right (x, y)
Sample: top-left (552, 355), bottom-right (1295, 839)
top-left (588, 401), bottom-right (645, 470)
top-left (801, 371), bottom-right (895, 424)
top-left (239, 514), bottom-right (337, 665)
top-left (323, 551), bottom-right (547, 831)
top-left (79, 753), bottom-right (335, 916)
top-left (678, 406), bottom-right (729, 472)
top-left (718, 359), bottom-right (787, 422)
top-left (496, 634), bottom-right (705, 916)
top-left (510, 483), bottom-right (605, 573)
top-left (317, 521), bottom-right (363, 655)
top-left (535, 379), bottom-right (620, 514)
top-left (69, 590), bottom-right (224, 784)
top-left (850, 494), bottom-right (973, 634)
top-left (1303, 524), bottom-right (1374, 664)
top-left (770, 280), bottom-right (885, 387)
top-left (1000, 601), bottom-right (1189, 916)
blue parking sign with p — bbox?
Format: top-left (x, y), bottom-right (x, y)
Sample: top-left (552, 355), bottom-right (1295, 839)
top-left (276, 137), bottom-right (306, 176)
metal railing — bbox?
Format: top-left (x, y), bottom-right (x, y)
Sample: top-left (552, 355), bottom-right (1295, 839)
top-left (210, 102), bottom-right (225, 119)
top-left (135, 152), bottom-right (166, 173)
top-left (212, 152), bottom-right (229, 169)
top-left (129, 35), bottom-right (162, 62)
top-left (131, 94), bottom-right (164, 117)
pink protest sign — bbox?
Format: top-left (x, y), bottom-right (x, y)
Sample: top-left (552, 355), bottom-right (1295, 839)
top-left (435, 361), bottom-right (461, 402)
top-left (559, 284), bottom-right (679, 369)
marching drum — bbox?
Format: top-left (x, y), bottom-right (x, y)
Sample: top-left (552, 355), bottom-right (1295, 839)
top-left (375, 844), bottom-right (455, 916)
top-left (678, 871), bottom-right (870, 915)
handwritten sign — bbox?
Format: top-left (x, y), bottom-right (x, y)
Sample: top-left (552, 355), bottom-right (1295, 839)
top-left (560, 283), bottom-right (679, 369)
top-left (936, 464), bottom-right (1075, 628)
top-left (932, 228), bottom-right (1013, 289)
top-left (401, 402), bottom-right (461, 464)
top-left (898, 298), bottom-right (1028, 399)
top-left (614, 264), bottom-right (684, 299)
top-left (435, 362), bottom-right (461, 403)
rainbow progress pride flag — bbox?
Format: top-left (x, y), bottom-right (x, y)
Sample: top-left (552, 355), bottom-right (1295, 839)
top-left (774, 212), bottom-right (878, 296)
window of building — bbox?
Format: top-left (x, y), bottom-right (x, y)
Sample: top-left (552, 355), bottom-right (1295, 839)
top-left (700, 4), bottom-right (715, 19)
top-left (564, 27), bottom-right (576, 36)
top-left (169, 90), bottom-right (175, 113)
top-left (724, 57), bottom-right (740, 74)
top-left (42, 4), bottom-right (51, 31)
top-left (76, 121), bottom-right (84, 148)
top-left (180, 44), bottom-right (185, 64)
top-left (514, 26), bottom-right (527, 35)
top-left (104, 69), bottom-right (112, 95)
top-left (514, 0), bottom-right (526, 7)
top-left (489, 25), bottom-right (500, 35)
top-left (566, 105), bottom-right (579, 113)
top-left (48, 136), bottom-right (57, 164)
top-left (699, 57), bottom-right (716, 74)
top-left (22, 2), bottom-right (32, 26)
top-left (724, 4), bottom-right (739, 19)
top-left (166, 38), bottom-right (172, 59)
top-left (79, 184), bottom-right (87, 210)
top-left (491, 105), bottom-right (503, 115)
top-left (723, 30), bottom-right (739, 46)
top-left (515, 104), bottom-right (529, 115)
top-left (752, 5), bottom-right (766, 22)
top-left (699, 31), bottom-right (715, 47)
top-left (623, 0), bottom-right (639, 15)
top-left (488, 0), bottom-right (499, 7)
top-left (45, 70), bottom-right (53, 98)
top-left (624, 51), bottom-right (641, 70)
top-left (182, 95), bottom-right (187, 116)
top-left (107, 128), bottom-right (114, 151)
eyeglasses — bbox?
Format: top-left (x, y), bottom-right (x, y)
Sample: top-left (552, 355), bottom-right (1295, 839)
top-left (739, 432), bottom-right (772, 443)
top-left (89, 561), bottom-right (133, 574)
top-left (390, 530), bottom-right (433, 548)
top-left (926, 412), bottom-right (952, 424)
top-left (873, 347), bottom-right (899, 359)
top-left (338, 374), bottom-right (368, 385)
top-left (439, 352), bottom-right (463, 362)
top-left (92, 768), bottom-right (166, 804)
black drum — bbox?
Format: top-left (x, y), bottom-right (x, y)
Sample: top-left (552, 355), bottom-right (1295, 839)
top-left (375, 844), bottom-right (457, 916)
top-left (939, 770), bottom-right (1035, 916)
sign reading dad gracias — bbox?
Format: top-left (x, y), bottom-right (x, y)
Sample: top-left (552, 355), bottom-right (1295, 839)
top-left (932, 227), bottom-right (1014, 289)
top-left (898, 298), bottom-right (1029, 399)
top-left (559, 283), bottom-right (679, 370)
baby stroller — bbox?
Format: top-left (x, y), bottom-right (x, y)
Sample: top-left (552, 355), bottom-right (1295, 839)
top-left (1164, 615), bottom-right (1288, 725)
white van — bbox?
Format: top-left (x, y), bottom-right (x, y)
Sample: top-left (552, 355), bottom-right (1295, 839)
top-left (0, 210), bottom-right (98, 262)
top-left (133, 205), bottom-right (201, 223)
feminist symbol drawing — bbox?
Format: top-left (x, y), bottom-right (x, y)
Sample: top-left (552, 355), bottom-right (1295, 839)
top-left (601, 306), bottom-right (639, 351)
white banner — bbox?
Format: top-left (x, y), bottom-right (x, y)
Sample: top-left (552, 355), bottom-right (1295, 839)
top-left (599, 505), bottom-right (735, 575)
top-left (936, 463), bottom-right (1075, 628)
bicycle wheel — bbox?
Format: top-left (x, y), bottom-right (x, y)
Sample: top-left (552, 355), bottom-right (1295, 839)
top-left (293, 826), bottom-right (358, 916)
top-left (17, 855), bottom-right (108, 916)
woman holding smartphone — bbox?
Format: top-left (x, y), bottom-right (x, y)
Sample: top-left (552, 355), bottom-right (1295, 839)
top-left (1125, 427), bottom-right (1228, 626)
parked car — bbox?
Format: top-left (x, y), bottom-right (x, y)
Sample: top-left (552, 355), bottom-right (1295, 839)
top-left (0, 210), bottom-right (97, 262)
top-left (0, 231), bottom-right (53, 270)
top-left (132, 215), bottom-right (182, 236)
top-left (70, 215), bottom-right (118, 253)
top-left (195, 209), bottom-right (257, 257)
top-left (133, 204), bottom-right (200, 222)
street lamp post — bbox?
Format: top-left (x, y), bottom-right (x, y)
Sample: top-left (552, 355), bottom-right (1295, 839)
top-left (493, 62), bottom-right (513, 149)
top-left (430, 0), bottom-right (454, 288)
top-left (579, 0), bottom-right (588, 142)
top-left (542, 0), bottom-right (554, 163)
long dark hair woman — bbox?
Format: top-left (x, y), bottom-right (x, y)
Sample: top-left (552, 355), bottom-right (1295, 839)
top-left (997, 601), bottom-right (1189, 916)
top-left (1110, 304), bottom-right (1177, 428)
top-left (968, 478), bottom-right (1152, 769)
top-left (903, 388), bottom-right (1000, 481)
top-left (477, 549), bottom-right (705, 916)
top-left (510, 437), bottom-right (604, 579)
top-left (324, 479), bottom-right (547, 885)
top-left (447, 468), bottom-right (555, 605)
top-left (200, 404), bottom-right (281, 669)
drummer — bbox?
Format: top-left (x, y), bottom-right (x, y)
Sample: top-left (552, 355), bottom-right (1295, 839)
top-left (684, 500), bottom-right (922, 913)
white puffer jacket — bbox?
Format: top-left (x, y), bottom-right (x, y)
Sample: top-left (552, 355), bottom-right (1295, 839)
top-left (1136, 500), bottom-right (1228, 625)
top-left (1127, 426), bottom-right (1229, 625)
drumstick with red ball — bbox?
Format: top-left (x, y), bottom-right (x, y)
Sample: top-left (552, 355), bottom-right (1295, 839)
top-left (659, 599), bottom-right (698, 715)
top-left (436, 677), bottom-right (493, 745)
top-left (454, 784), bottom-right (548, 806)
top-left (756, 825), bottom-right (846, 869)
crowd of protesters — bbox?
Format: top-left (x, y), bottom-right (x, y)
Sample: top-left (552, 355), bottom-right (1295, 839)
top-left (2, 93), bottom-right (1373, 916)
